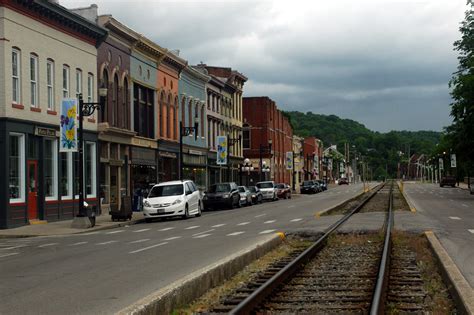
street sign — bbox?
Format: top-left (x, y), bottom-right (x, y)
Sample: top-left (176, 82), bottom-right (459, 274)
top-left (450, 154), bottom-right (457, 168)
top-left (286, 152), bottom-right (293, 170)
top-left (439, 157), bottom-right (444, 171)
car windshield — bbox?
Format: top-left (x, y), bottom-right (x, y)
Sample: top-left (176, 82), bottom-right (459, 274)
top-left (303, 181), bottom-right (313, 185)
top-left (238, 187), bottom-right (246, 192)
top-left (148, 184), bottom-right (183, 197)
top-left (256, 182), bottom-right (273, 189)
top-left (275, 184), bottom-right (285, 188)
top-left (209, 184), bottom-right (231, 193)
top-left (248, 187), bottom-right (257, 192)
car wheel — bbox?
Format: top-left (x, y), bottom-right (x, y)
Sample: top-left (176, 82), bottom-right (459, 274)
top-left (145, 218), bottom-right (152, 223)
top-left (196, 202), bottom-right (202, 217)
top-left (182, 205), bottom-right (190, 219)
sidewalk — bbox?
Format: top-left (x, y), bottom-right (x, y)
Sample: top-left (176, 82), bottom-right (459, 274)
top-left (0, 212), bottom-right (145, 238)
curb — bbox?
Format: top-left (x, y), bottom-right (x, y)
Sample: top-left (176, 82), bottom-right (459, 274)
top-left (116, 234), bottom-right (284, 315)
top-left (425, 231), bottom-right (474, 315)
top-left (397, 181), bottom-right (417, 213)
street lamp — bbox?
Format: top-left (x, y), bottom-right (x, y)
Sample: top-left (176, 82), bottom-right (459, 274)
top-left (72, 86), bottom-right (107, 228)
top-left (259, 139), bottom-right (272, 181)
top-left (261, 160), bottom-right (271, 180)
top-left (240, 158), bottom-right (253, 186)
top-left (179, 117), bottom-right (199, 180)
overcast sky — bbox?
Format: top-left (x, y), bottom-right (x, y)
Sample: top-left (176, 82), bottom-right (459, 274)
top-left (62, 0), bottom-right (467, 132)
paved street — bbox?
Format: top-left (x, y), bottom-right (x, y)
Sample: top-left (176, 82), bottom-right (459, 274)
top-left (0, 183), bottom-right (372, 315)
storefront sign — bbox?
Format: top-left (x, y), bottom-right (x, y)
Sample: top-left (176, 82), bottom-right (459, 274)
top-left (59, 98), bottom-right (78, 152)
top-left (35, 127), bottom-right (57, 138)
top-left (188, 149), bottom-right (203, 156)
top-left (286, 152), bottom-right (293, 170)
top-left (158, 151), bottom-right (177, 159)
top-left (131, 147), bottom-right (156, 166)
top-left (216, 136), bottom-right (227, 165)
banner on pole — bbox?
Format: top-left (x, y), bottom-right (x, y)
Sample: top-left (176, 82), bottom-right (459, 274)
top-left (60, 98), bottom-right (78, 152)
top-left (450, 154), bottom-right (457, 168)
top-left (216, 136), bottom-right (228, 165)
top-left (286, 152), bottom-right (293, 170)
top-left (439, 157), bottom-right (444, 171)
top-left (314, 155), bottom-right (319, 174)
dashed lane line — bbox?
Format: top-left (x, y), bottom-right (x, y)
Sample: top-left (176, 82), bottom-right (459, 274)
top-left (468, 229), bottom-right (474, 234)
top-left (96, 240), bottom-right (118, 245)
top-left (106, 230), bottom-right (125, 234)
top-left (163, 236), bottom-right (182, 241)
top-left (211, 224), bottom-right (226, 228)
top-left (185, 226), bottom-right (200, 230)
top-left (0, 252), bottom-right (19, 258)
top-left (259, 229), bottom-right (276, 234)
top-left (38, 243), bottom-right (59, 248)
top-left (82, 232), bottom-right (100, 235)
top-left (237, 222), bottom-right (251, 226)
top-left (192, 229), bottom-right (214, 236)
top-left (255, 214), bottom-right (266, 218)
top-left (461, 204), bottom-right (469, 208)
top-left (264, 220), bottom-right (276, 224)
top-left (158, 227), bottom-right (175, 231)
top-left (290, 218), bottom-right (303, 222)
top-left (69, 241), bottom-right (88, 246)
top-left (288, 205), bottom-right (295, 208)
top-left (449, 216), bottom-right (461, 220)
top-left (128, 239), bottom-right (150, 244)
top-left (193, 234), bottom-right (212, 239)
top-left (133, 228), bottom-right (151, 233)
top-left (0, 245), bottom-right (27, 250)
top-left (129, 242), bottom-right (168, 254)
top-left (227, 231), bottom-right (245, 236)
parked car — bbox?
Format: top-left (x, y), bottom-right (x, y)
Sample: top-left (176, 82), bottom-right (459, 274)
top-left (256, 181), bottom-right (278, 201)
top-left (238, 186), bottom-right (253, 206)
top-left (276, 183), bottom-right (292, 199)
top-left (248, 186), bottom-right (263, 204)
top-left (202, 182), bottom-right (240, 210)
top-left (440, 176), bottom-right (456, 188)
top-left (338, 178), bottom-right (349, 185)
top-left (317, 180), bottom-right (328, 191)
top-left (143, 180), bottom-right (201, 222)
top-left (301, 180), bottom-right (319, 194)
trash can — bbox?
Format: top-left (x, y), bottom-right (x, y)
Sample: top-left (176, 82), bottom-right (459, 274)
top-left (88, 206), bottom-right (96, 227)
top-left (110, 196), bottom-right (132, 221)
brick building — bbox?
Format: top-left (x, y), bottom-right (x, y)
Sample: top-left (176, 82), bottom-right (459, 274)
top-left (302, 137), bottom-right (324, 180)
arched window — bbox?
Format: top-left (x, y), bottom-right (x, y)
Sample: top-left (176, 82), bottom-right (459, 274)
top-left (188, 100), bottom-right (193, 129)
top-left (174, 96), bottom-right (178, 140)
top-left (100, 69), bottom-right (109, 123)
top-left (194, 103), bottom-right (199, 137)
top-left (123, 78), bottom-right (129, 129)
top-left (159, 92), bottom-right (165, 138)
top-left (167, 94), bottom-right (171, 139)
top-left (181, 97), bottom-right (186, 129)
top-left (112, 74), bottom-right (119, 126)
top-left (200, 105), bottom-right (204, 139)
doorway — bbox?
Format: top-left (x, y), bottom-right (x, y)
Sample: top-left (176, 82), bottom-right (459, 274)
top-left (27, 160), bottom-right (38, 220)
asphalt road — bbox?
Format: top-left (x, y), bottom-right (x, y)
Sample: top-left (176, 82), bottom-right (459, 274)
top-left (399, 182), bottom-right (474, 288)
top-left (0, 183), bottom-right (373, 315)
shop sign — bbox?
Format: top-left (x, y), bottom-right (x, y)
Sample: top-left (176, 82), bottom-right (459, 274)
top-left (159, 151), bottom-right (177, 159)
top-left (35, 127), bottom-right (57, 138)
top-left (286, 152), bottom-right (293, 170)
top-left (131, 147), bottom-right (156, 166)
top-left (59, 98), bottom-right (78, 152)
top-left (188, 149), bottom-right (203, 156)
top-left (216, 136), bottom-right (228, 165)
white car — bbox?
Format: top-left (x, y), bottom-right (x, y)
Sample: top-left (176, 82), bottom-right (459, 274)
top-left (143, 180), bottom-right (201, 222)
top-left (256, 181), bottom-right (278, 201)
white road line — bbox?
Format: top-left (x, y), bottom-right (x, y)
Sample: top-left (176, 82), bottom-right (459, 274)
top-left (192, 229), bottom-right (214, 236)
top-left (290, 218), bottom-right (303, 222)
top-left (461, 204), bottom-right (469, 208)
top-left (185, 226), bottom-right (200, 230)
top-left (255, 214), bottom-right (266, 218)
top-left (158, 227), bottom-right (175, 231)
top-left (468, 229), bottom-right (474, 234)
top-left (193, 234), bottom-right (212, 239)
top-left (69, 241), bottom-right (88, 246)
top-left (0, 245), bottom-right (27, 250)
top-left (259, 229), bottom-right (276, 234)
top-left (288, 205), bottom-right (295, 208)
top-left (38, 243), bottom-right (59, 248)
top-left (264, 220), bottom-right (276, 224)
top-left (163, 236), bottom-right (182, 241)
top-left (227, 231), bottom-right (245, 236)
top-left (128, 239), bottom-right (150, 244)
top-left (96, 240), bottom-right (118, 245)
top-left (133, 228), bottom-right (151, 233)
top-left (449, 199), bottom-right (455, 202)
top-left (106, 230), bottom-right (125, 234)
top-left (129, 242), bottom-right (168, 254)
top-left (449, 216), bottom-right (461, 220)
top-left (237, 222), bottom-right (250, 226)
top-left (0, 252), bottom-right (19, 258)
top-left (211, 224), bottom-right (226, 228)
top-left (82, 232), bottom-right (100, 235)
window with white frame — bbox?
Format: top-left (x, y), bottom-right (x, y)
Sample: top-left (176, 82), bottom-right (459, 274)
top-left (9, 133), bottom-right (25, 203)
top-left (85, 142), bottom-right (96, 197)
top-left (47, 60), bottom-right (54, 110)
top-left (62, 65), bottom-right (70, 98)
top-left (76, 69), bottom-right (82, 98)
top-left (12, 49), bottom-right (21, 104)
top-left (60, 152), bottom-right (72, 199)
top-left (44, 139), bottom-right (58, 200)
top-left (87, 73), bottom-right (94, 103)
top-left (30, 54), bottom-right (38, 107)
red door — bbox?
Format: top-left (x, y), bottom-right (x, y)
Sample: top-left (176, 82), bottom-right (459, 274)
top-left (27, 161), bottom-right (38, 220)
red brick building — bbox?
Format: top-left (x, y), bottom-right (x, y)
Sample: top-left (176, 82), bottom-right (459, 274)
top-left (242, 97), bottom-right (293, 185)
top-left (302, 137), bottom-right (324, 180)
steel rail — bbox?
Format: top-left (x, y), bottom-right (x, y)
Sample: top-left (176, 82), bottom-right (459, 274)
top-left (229, 182), bottom-right (386, 315)
top-left (370, 181), bottom-right (394, 314)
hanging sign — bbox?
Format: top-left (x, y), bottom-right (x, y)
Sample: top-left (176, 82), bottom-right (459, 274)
top-left (216, 136), bottom-right (228, 165)
top-left (286, 152), bottom-right (293, 170)
top-left (59, 98), bottom-right (78, 152)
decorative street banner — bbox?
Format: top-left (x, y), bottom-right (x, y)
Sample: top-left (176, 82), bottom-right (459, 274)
top-left (450, 154), bottom-right (457, 168)
top-left (314, 155), bottom-right (319, 175)
top-left (60, 98), bottom-right (78, 152)
top-left (328, 158), bottom-right (333, 171)
top-left (216, 136), bottom-right (228, 165)
top-left (439, 157), bottom-right (444, 171)
top-left (286, 152), bottom-right (293, 170)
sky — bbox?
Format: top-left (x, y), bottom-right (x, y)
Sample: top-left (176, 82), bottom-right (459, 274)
top-left (61, 0), bottom-right (468, 132)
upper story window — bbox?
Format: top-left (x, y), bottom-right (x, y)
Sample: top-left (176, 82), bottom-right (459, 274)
top-left (87, 73), bottom-right (94, 103)
top-left (47, 60), bottom-right (55, 110)
top-left (30, 54), bottom-right (38, 107)
top-left (62, 65), bottom-right (70, 98)
top-left (12, 49), bottom-right (21, 104)
top-left (243, 124), bottom-right (250, 149)
top-left (76, 69), bottom-right (82, 98)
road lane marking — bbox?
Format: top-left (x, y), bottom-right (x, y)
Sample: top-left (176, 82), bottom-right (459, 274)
top-left (69, 241), bottom-right (88, 246)
top-left (158, 227), bottom-right (175, 231)
top-left (96, 241), bottom-right (118, 245)
top-left (193, 234), bottom-right (212, 238)
top-left (468, 229), bottom-right (474, 234)
top-left (106, 230), bottom-right (125, 234)
top-left (82, 232), bottom-right (100, 235)
top-left (449, 199), bottom-right (455, 202)
top-left (185, 226), bottom-right (200, 230)
top-left (227, 231), bottom-right (245, 236)
top-left (264, 220), bottom-right (276, 224)
top-left (0, 252), bottom-right (19, 258)
top-left (128, 239), bottom-right (150, 244)
top-left (290, 218), bottom-right (303, 222)
top-left (38, 243), bottom-right (59, 248)
top-left (133, 228), bottom-right (151, 233)
top-left (259, 229), bottom-right (276, 234)
top-left (0, 245), bottom-right (27, 250)
top-left (461, 204), bottom-right (469, 208)
top-left (449, 217), bottom-right (461, 220)
top-left (192, 229), bottom-right (214, 236)
top-left (163, 236), bottom-right (182, 241)
top-left (255, 214), bottom-right (266, 218)
top-left (129, 242), bottom-right (168, 254)
top-left (237, 222), bottom-right (250, 226)
top-left (211, 224), bottom-right (226, 228)
top-left (288, 205), bottom-right (295, 208)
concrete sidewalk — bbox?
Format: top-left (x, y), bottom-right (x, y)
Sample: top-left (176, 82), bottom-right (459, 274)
top-left (0, 212), bottom-right (145, 238)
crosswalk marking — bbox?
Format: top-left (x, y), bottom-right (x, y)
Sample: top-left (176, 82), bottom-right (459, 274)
top-left (259, 229), bottom-right (276, 234)
top-left (129, 242), bottom-right (168, 254)
top-left (227, 231), bottom-right (245, 236)
top-left (158, 227), bottom-right (175, 231)
top-left (133, 228), bottom-right (151, 233)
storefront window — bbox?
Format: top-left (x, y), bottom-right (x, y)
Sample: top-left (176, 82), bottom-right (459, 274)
top-left (85, 142), bottom-right (96, 197)
top-left (183, 167), bottom-right (206, 190)
top-left (9, 133), bottom-right (25, 202)
top-left (44, 139), bottom-right (57, 199)
top-left (60, 152), bottom-right (72, 198)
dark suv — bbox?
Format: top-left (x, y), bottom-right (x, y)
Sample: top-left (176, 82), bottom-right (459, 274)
top-left (301, 180), bottom-right (319, 194)
top-left (440, 176), bottom-right (456, 188)
top-left (203, 182), bottom-right (240, 210)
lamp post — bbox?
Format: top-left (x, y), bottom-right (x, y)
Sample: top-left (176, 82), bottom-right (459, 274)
top-left (261, 161), bottom-right (271, 180)
top-left (179, 117), bottom-right (199, 181)
top-left (241, 158), bottom-right (253, 186)
top-left (259, 139), bottom-right (272, 181)
top-left (227, 135), bottom-right (241, 182)
top-left (72, 88), bottom-right (107, 228)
